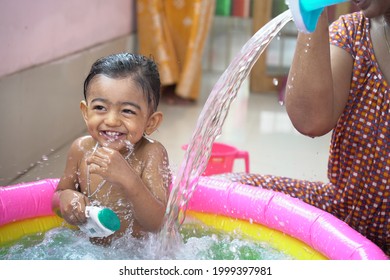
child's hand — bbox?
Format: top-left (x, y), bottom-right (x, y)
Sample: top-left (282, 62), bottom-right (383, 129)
top-left (86, 146), bottom-right (134, 186)
top-left (58, 189), bottom-right (89, 226)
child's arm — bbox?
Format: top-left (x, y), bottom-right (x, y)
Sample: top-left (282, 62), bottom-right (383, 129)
top-left (52, 138), bottom-right (89, 225)
top-left (285, 10), bottom-right (352, 137)
top-left (130, 143), bottom-right (170, 232)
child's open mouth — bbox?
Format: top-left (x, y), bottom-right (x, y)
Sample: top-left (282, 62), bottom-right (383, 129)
top-left (99, 131), bottom-right (126, 142)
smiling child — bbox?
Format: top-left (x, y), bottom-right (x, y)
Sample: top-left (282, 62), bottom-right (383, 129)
top-left (52, 53), bottom-right (171, 245)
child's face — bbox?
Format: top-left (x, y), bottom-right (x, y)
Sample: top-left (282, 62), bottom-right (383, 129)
top-left (81, 75), bottom-right (158, 152)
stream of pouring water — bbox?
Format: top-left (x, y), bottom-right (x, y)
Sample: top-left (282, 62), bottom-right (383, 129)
top-left (158, 9), bottom-right (293, 255)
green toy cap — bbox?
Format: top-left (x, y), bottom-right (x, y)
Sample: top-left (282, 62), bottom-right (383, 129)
top-left (98, 208), bottom-right (121, 231)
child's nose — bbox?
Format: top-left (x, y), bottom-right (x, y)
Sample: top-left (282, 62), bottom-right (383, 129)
top-left (104, 111), bottom-right (121, 126)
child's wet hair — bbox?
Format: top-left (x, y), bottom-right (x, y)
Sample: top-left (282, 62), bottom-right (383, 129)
top-left (84, 53), bottom-right (161, 112)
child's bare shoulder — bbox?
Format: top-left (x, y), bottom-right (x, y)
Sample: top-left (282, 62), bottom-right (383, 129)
top-left (136, 137), bottom-right (168, 159)
top-left (68, 135), bottom-right (96, 157)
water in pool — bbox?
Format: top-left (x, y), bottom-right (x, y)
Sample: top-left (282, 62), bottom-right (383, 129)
top-left (0, 223), bottom-right (292, 260)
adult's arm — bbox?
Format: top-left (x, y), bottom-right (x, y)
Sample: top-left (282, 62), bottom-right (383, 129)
top-left (285, 10), bottom-right (352, 137)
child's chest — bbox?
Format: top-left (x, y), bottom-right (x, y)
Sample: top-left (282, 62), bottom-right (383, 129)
top-left (77, 159), bottom-right (126, 206)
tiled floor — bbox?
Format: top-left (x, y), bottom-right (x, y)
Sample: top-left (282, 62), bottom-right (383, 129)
top-left (10, 17), bottom-right (332, 186)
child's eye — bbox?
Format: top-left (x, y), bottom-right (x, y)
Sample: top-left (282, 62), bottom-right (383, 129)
top-left (92, 105), bottom-right (106, 111)
top-left (123, 109), bottom-right (136, 115)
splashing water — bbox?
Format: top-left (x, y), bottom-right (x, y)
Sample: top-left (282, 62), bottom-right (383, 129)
top-left (158, 10), bottom-right (293, 255)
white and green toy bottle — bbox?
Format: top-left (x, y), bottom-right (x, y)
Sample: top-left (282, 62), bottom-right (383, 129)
top-left (79, 206), bottom-right (121, 238)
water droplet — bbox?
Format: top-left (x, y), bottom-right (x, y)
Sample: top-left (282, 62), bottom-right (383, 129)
top-left (41, 155), bottom-right (49, 161)
top-left (229, 245), bottom-right (237, 253)
top-left (272, 78), bottom-right (279, 86)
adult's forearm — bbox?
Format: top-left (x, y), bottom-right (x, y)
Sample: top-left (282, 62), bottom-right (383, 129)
top-left (285, 11), bottom-right (335, 137)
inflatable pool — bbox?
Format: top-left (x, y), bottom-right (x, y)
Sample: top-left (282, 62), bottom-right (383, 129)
top-left (0, 177), bottom-right (387, 260)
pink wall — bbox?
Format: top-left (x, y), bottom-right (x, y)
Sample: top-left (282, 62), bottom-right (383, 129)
top-left (0, 0), bottom-right (134, 78)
